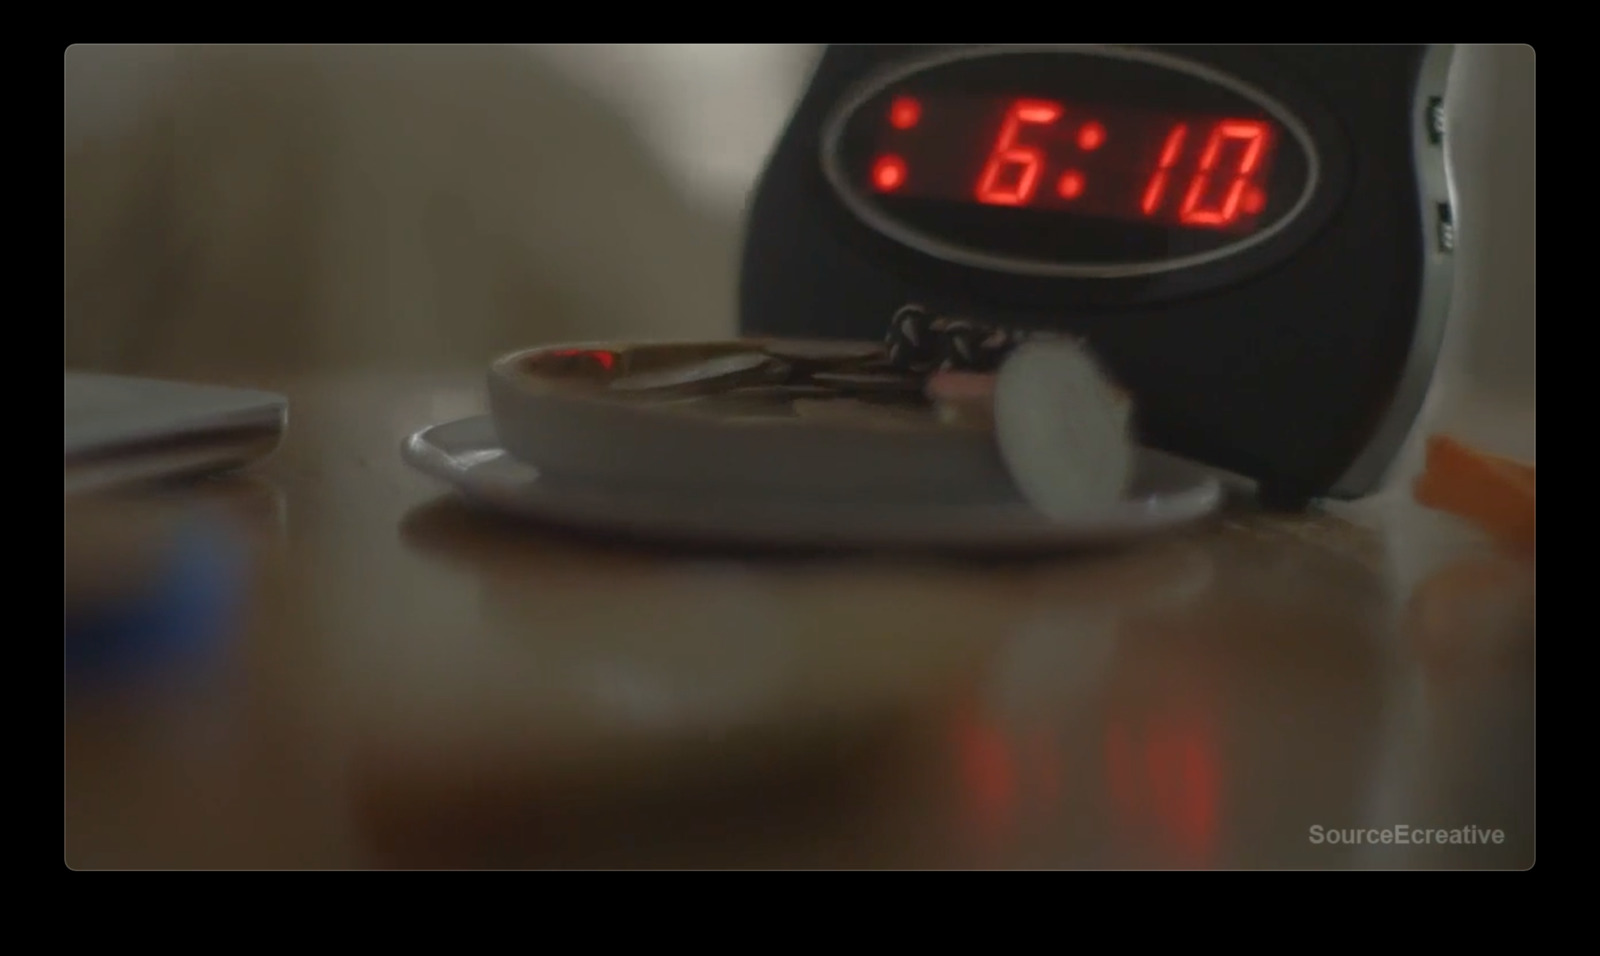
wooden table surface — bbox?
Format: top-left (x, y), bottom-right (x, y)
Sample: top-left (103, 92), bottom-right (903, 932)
top-left (62, 369), bottom-right (1536, 869)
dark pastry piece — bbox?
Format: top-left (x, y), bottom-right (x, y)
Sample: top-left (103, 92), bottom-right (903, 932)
top-left (885, 304), bottom-right (1065, 374)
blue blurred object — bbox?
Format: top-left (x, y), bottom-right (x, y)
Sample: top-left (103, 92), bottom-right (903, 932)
top-left (63, 514), bottom-right (246, 684)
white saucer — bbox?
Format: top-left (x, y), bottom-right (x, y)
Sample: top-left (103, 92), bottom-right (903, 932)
top-left (402, 416), bottom-right (1224, 553)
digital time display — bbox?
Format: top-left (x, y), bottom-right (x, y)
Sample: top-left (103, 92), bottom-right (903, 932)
top-left (821, 49), bottom-right (1322, 275)
top-left (866, 93), bottom-right (1282, 235)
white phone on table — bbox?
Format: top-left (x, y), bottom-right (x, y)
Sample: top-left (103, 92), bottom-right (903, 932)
top-left (65, 372), bottom-right (288, 495)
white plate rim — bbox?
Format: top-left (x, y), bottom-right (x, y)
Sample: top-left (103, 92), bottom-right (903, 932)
top-left (402, 416), bottom-right (1224, 553)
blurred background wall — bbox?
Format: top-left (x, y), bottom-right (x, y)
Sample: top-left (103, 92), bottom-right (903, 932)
top-left (1438, 44), bottom-right (1535, 400)
top-left (63, 44), bottom-right (821, 375)
top-left (63, 44), bottom-right (1531, 403)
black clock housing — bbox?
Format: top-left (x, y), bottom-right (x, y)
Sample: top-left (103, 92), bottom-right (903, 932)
top-left (739, 44), bottom-right (1458, 503)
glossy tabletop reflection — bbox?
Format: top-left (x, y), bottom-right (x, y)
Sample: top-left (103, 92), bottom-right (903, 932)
top-left (62, 371), bottom-right (1535, 869)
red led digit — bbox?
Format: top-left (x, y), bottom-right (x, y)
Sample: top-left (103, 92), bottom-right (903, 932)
top-left (1077, 121), bottom-right (1105, 151)
top-left (1179, 120), bottom-right (1271, 227)
top-left (1057, 169), bottom-right (1085, 199)
top-left (1242, 186), bottom-right (1265, 215)
top-left (974, 99), bottom-right (1063, 207)
top-left (871, 154), bottom-right (907, 192)
top-left (889, 96), bottom-right (921, 130)
top-left (1140, 123), bottom-right (1189, 217)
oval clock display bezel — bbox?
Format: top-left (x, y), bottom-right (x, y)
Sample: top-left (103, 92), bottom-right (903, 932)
top-left (818, 45), bottom-right (1329, 280)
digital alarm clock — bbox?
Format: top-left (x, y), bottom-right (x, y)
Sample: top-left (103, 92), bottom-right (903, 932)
top-left (739, 45), bottom-right (1458, 506)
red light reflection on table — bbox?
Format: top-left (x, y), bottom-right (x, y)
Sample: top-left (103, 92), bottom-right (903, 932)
top-left (954, 707), bottom-right (1016, 833)
top-left (952, 703), bottom-right (1065, 850)
top-left (947, 630), bottom-right (1225, 863)
top-left (951, 691), bottom-right (1220, 861)
top-left (1105, 702), bottom-right (1222, 863)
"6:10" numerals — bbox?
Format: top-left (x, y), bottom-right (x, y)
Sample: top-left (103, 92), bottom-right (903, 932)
top-left (974, 99), bottom-right (1273, 229)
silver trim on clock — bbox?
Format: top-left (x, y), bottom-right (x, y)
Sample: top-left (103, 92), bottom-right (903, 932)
top-left (819, 44), bottom-right (1325, 279)
top-left (1329, 44), bottom-right (1458, 499)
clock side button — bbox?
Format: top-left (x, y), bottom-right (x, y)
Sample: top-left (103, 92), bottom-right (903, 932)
top-left (1436, 202), bottom-right (1455, 253)
top-left (1426, 96), bottom-right (1445, 145)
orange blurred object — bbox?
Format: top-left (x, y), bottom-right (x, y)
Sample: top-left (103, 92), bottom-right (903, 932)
top-left (1412, 436), bottom-right (1535, 554)
top-left (1407, 554), bottom-right (1536, 665)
